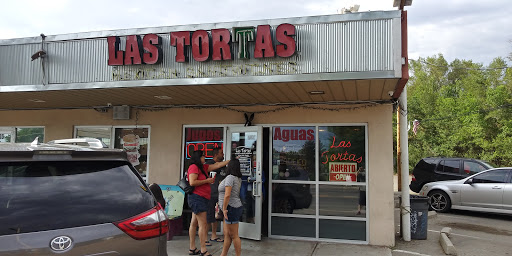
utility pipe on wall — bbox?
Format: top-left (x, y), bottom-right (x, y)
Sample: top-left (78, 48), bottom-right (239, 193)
top-left (399, 86), bottom-right (411, 241)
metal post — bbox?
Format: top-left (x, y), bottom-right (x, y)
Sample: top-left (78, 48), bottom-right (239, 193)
top-left (399, 86), bottom-right (411, 241)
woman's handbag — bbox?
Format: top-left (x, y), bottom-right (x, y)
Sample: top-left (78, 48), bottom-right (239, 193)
top-left (214, 202), bottom-right (223, 220)
top-left (177, 172), bottom-right (194, 194)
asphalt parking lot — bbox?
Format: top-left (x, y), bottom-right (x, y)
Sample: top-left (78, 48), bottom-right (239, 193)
top-left (393, 210), bottom-right (512, 256)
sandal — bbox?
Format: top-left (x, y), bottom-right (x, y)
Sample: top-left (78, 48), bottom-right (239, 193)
top-left (205, 240), bottom-right (212, 246)
top-left (210, 237), bottom-right (224, 242)
top-left (189, 248), bottom-right (200, 255)
top-left (200, 251), bottom-right (213, 256)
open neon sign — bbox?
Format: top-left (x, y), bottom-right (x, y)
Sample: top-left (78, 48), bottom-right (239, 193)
top-left (186, 141), bottom-right (224, 159)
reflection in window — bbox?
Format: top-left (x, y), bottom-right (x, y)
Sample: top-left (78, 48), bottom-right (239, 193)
top-left (473, 169), bottom-right (509, 183)
top-left (272, 183), bottom-right (315, 215)
top-left (318, 126), bottom-right (365, 182)
top-left (437, 160), bottom-right (459, 174)
top-left (7, 127), bottom-right (44, 143)
top-left (272, 126), bottom-right (315, 181)
top-left (76, 127), bottom-right (112, 147)
top-left (319, 185), bottom-right (366, 217)
top-left (463, 161), bottom-right (487, 175)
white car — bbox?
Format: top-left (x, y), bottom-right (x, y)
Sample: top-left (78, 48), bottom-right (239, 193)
top-left (419, 168), bottom-right (512, 214)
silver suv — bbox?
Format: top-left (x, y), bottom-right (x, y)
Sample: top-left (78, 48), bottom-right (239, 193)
top-left (0, 138), bottom-right (168, 255)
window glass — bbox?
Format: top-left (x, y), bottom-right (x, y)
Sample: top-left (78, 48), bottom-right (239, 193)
top-left (0, 161), bottom-right (153, 236)
top-left (271, 217), bottom-right (315, 237)
top-left (318, 126), bottom-right (366, 182)
top-left (319, 185), bottom-right (365, 218)
top-left (0, 127), bottom-right (13, 143)
top-left (272, 183), bottom-right (315, 215)
top-left (114, 128), bottom-right (150, 179)
top-left (437, 160), bottom-right (459, 174)
top-left (463, 161), bottom-right (488, 175)
top-left (15, 127), bottom-right (44, 143)
top-left (76, 127), bottom-right (112, 147)
top-left (319, 219), bottom-right (366, 240)
top-left (272, 126), bottom-right (315, 181)
top-left (473, 169), bottom-right (509, 183)
top-left (183, 127), bottom-right (224, 175)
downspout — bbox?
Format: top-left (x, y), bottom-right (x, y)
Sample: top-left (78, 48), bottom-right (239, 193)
top-left (395, 10), bottom-right (411, 241)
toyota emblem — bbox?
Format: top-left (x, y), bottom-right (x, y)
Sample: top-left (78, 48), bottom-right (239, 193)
top-left (50, 236), bottom-right (73, 251)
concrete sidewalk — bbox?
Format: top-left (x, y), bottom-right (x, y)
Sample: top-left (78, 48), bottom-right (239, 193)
top-left (166, 235), bottom-right (391, 256)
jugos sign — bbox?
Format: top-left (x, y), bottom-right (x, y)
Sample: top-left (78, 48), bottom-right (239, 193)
top-left (107, 24), bottom-right (296, 66)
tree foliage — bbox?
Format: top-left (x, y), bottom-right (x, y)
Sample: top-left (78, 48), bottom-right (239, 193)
top-left (405, 54), bottom-right (512, 169)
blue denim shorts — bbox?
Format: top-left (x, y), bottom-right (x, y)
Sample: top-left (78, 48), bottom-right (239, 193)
top-left (225, 205), bottom-right (243, 224)
top-left (188, 193), bottom-right (209, 214)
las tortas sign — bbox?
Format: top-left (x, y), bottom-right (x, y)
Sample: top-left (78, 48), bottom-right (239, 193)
top-left (107, 24), bottom-right (296, 66)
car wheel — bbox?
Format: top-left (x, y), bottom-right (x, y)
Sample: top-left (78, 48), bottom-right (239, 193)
top-left (427, 190), bottom-right (451, 213)
top-left (275, 198), bottom-right (295, 214)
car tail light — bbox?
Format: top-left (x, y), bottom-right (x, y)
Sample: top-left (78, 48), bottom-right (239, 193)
top-left (114, 204), bottom-right (169, 240)
top-left (411, 175), bottom-right (416, 181)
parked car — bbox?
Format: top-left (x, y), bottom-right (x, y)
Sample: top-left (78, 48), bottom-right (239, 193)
top-left (0, 138), bottom-right (168, 255)
top-left (419, 167), bottom-right (512, 214)
top-left (409, 157), bottom-right (494, 193)
top-left (272, 183), bottom-right (313, 214)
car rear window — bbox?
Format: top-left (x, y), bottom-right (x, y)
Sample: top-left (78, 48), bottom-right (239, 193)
top-left (0, 161), bottom-right (154, 236)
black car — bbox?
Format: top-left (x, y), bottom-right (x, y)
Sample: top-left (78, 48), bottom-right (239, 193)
top-left (409, 157), bottom-right (495, 193)
top-left (0, 138), bottom-right (168, 255)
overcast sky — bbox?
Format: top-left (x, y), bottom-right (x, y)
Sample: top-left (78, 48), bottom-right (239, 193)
top-left (0, 0), bottom-right (510, 65)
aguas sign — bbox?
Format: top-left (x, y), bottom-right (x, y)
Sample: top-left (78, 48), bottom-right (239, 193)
top-left (108, 24), bottom-right (296, 66)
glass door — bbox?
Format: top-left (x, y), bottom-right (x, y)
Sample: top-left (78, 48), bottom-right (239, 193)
top-left (226, 126), bottom-right (263, 240)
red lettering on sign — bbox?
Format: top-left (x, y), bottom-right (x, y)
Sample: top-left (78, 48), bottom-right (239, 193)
top-left (211, 29), bottom-right (232, 61)
top-left (107, 36), bottom-right (124, 65)
top-left (124, 35), bottom-right (143, 65)
top-left (170, 31), bottom-right (191, 63)
top-left (254, 25), bottom-right (275, 58)
top-left (330, 136), bottom-right (351, 149)
top-left (192, 30), bottom-right (210, 62)
top-left (142, 34), bottom-right (162, 65)
top-left (273, 127), bottom-right (314, 142)
top-left (186, 129), bottom-right (222, 141)
top-left (276, 23), bottom-right (296, 58)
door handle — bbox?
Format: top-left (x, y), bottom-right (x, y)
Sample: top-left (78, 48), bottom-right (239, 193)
top-left (252, 181), bottom-right (261, 197)
top-left (492, 186), bottom-right (502, 189)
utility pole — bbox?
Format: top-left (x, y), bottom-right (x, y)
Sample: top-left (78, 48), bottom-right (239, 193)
top-left (397, 107), bottom-right (402, 191)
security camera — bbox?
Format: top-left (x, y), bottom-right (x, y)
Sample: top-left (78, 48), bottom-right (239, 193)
top-left (107, 103), bottom-right (112, 107)
top-left (388, 91), bottom-right (394, 97)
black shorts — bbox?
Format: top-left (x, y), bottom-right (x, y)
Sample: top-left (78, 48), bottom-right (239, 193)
top-left (188, 193), bottom-right (209, 214)
top-left (207, 197), bottom-right (218, 223)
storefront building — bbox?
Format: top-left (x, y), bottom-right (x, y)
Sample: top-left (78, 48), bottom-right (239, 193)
top-left (0, 10), bottom-right (408, 246)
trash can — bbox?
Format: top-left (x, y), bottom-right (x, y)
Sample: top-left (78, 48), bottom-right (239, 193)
top-left (410, 195), bottom-right (429, 240)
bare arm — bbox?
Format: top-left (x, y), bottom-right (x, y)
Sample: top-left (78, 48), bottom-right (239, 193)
top-left (207, 160), bottom-right (230, 172)
top-left (223, 185), bottom-right (232, 218)
top-left (188, 173), bottom-right (214, 186)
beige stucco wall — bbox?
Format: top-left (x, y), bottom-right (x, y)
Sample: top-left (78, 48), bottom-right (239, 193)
top-left (0, 103), bottom-right (394, 246)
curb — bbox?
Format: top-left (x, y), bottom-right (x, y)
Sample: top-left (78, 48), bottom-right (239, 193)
top-left (439, 227), bottom-right (457, 255)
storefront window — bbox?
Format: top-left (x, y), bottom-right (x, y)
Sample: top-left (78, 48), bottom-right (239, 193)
top-left (318, 126), bottom-right (366, 182)
top-left (114, 128), bottom-right (150, 179)
top-left (272, 126), bottom-right (315, 181)
top-left (0, 127), bottom-right (44, 143)
top-left (182, 127), bottom-right (224, 174)
top-left (76, 127), bottom-right (112, 147)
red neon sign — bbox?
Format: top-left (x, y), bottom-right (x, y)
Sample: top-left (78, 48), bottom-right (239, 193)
top-left (186, 141), bottom-right (223, 159)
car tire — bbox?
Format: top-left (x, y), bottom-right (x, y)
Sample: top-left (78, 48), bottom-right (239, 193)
top-left (275, 197), bottom-right (295, 214)
top-left (427, 190), bottom-right (451, 213)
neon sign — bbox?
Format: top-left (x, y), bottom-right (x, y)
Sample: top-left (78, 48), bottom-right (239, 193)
top-left (185, 141), bottom-right (223, 159)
